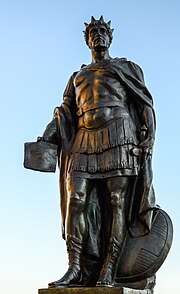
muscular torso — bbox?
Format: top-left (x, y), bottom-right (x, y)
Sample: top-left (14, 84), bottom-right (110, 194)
top-left (74, 62), bottom-right (130, 129)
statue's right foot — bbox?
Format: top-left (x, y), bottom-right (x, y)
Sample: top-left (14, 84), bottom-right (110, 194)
top-left (48, 267), bottom-right (80, 288)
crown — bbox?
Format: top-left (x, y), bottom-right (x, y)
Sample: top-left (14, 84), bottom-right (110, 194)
top-left (84, 16), bottom-right (113, 30)
top-left (83, 16), bottom-right (114, 46)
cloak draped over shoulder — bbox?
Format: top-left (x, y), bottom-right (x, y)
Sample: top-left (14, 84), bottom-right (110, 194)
top-left (56, 58), bottom-right (156, 251)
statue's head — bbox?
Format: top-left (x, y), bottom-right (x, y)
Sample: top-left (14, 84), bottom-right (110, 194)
top-left (84, 16), bottom-right (114, 51)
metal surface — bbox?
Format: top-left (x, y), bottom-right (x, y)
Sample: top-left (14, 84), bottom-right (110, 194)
top-left (24, 141), bottom-right (57, 172)
top-left (25, 16), bottom-right (173, 290)
top-left (116, 209), bottom-right (173, 283)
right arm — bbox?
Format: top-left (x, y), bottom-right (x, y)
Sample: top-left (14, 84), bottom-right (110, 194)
top-left (38, 72), bottom-right (77, 144)
top-left (37, 114), bottom-right (59, 145)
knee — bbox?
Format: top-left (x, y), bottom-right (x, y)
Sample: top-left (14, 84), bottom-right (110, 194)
top-left (110, 192), bottom-right (124, 208)
top-left (69, 192), bottom-right (86, 212)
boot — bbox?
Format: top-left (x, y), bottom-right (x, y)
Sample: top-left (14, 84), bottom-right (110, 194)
top-left (48, 235), bottom-right (82, 288)
top-left (97, 238), bottom-right (121, 287)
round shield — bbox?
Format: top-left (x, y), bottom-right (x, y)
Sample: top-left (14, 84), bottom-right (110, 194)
top-left (115, 209), bottom-right (173, 283)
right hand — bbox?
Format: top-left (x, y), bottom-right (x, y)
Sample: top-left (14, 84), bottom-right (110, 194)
top-left (37, 136), bottom-right (44, 142)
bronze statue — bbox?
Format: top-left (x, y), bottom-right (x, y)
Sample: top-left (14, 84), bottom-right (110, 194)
top-left (24, 16), bottom-right (173, 291)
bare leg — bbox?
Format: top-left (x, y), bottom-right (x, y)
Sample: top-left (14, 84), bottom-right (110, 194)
top-left (66, 176), bottom-right (92, 241)
top-left (97, 176), bottom-right (129, 286)
top-left (48, 176), bottom-right (92, 287)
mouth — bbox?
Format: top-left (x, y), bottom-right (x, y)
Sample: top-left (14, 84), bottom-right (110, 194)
top-left (92, 37), bottom-right (107, 51)
top-left (94, 37), bottom-right (104, 43)
top-left (94, 38), bottom-right (105, 48)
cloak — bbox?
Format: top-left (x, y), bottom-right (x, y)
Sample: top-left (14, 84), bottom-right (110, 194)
top-left (56, 58), bottom-right (156, 255)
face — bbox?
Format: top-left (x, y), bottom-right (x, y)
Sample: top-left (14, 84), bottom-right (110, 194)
top-left (88, 25), bottom-right (110, 51)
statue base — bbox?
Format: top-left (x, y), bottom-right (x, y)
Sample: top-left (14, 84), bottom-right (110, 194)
top-left (38, 287), bottom-right (153, 294)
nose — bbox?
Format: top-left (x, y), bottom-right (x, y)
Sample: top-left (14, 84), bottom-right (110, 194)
top-left (97, 28), bottom-right (103, 35)
top-left (95, 29), bottom-right (104, 39)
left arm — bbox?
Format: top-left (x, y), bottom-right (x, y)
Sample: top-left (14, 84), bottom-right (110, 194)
top-left (140, 104), bottom-right (155, 147)
top-left (131, 62), bottom-right (156, 154)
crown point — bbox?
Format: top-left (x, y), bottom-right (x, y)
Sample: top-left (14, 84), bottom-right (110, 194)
top-left (99, 15), bottom-right (104, 22)
top-left (107, 20), bottom-right (111, 27)
top-left (91, 16), bottom-right (96, 23)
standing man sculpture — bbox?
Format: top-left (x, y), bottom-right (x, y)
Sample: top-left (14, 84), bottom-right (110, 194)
top-left (25, 16), bottom-right (173, 290)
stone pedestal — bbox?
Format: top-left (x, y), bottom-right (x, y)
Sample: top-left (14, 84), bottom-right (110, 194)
top-left (38, 287), bottom-right (153, 294)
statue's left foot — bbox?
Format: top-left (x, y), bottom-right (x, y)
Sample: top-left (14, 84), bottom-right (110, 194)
top-left (96, 268), bottom-right (114, 287)
top-left (97, 238), bottom-right (121, 287)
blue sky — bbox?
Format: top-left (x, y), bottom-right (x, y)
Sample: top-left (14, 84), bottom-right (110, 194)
top-left (0, 1), bottom-right (180, 293)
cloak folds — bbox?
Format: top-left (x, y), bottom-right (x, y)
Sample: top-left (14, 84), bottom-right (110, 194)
top-left (56, 58), bottom-right (156, 254)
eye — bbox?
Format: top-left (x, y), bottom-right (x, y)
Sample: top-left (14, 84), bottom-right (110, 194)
top-left (100, 28), bottom-right (106, 34)
top-left (90, 28), bottom-right (97, 35)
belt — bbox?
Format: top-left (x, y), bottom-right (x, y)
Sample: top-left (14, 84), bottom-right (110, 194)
top-left (78, 107), bottom-right (130, 130)
top-left (76, 101), bottom-right (127, 116)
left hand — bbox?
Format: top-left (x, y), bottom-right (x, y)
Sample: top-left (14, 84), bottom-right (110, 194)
top-left (139, 137), bottom-right (154, 160)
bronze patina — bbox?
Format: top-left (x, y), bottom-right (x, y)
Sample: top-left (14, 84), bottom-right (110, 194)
top-left (24, 16), bottom-right (173, 291)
